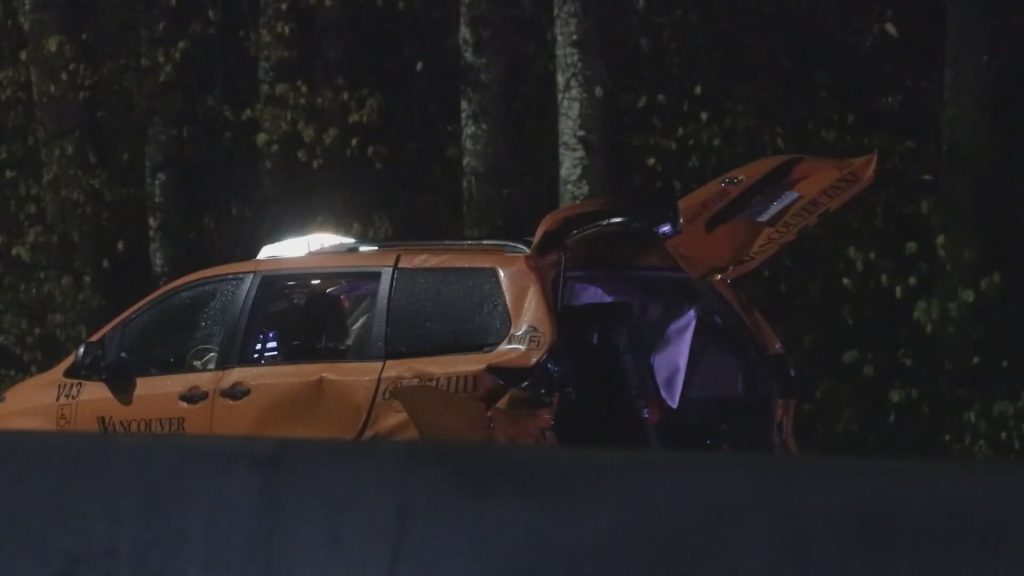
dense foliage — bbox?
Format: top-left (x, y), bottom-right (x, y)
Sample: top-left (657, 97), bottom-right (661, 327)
top-left (1, 0), bottom-right (1020, 458)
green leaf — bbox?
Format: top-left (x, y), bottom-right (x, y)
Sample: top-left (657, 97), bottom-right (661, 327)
top-left (959, 288), bottom-right (976, 303)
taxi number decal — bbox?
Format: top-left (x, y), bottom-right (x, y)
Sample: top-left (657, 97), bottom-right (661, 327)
top-left (55, 381), bottom-right (83, 403)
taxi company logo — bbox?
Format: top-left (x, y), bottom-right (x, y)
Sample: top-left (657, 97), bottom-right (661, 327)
top-left (739, 169), bottom-right (863, 265)
top-left (507, 326), bottom-right (544, 350)
top-left (97, 416), bottom-right (187, 435)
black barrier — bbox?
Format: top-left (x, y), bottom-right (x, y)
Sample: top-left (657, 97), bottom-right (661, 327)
top-left (0, 432), bottom-right (1022, 575)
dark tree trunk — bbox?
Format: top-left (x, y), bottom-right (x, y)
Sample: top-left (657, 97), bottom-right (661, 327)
top-left (0, 0), bottom-right (41, 374)
top-left (996, 7), bottom-right (1024, 272)
top-left (256, 0), bottom-right (306, 244)
top-left (140, 0), bottom-right (189, 286)
top-left (940, 0), bottom-right (998, 263)
top-left (24, 0), bottom-right (93, 248)
top-left (22, 0), bottom-right (102, 298)
top-left (0, 0), bottom-right (36, 201)
top-left (223, 0), bottom-right (264, 260)
top-left (307, 0), bottom-right (392, 241)
top-left (460, 0), bottom-right (559, 238)
top-left (143, 116), bottom-right (187, 286)
top-left (939, 0), bottom-right (1024, 360)
top-left (459, 0), bottom-right (513, 237)
top-left (986, 2), bottom-right (1024, 358)
top-left (554, 0), bottom-right (608, 206)
top-left (189, 0), bottom-right (262, 262)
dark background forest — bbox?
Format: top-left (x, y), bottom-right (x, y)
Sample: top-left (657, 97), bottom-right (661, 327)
top-left (0, 0), bottom-right (1022, 458)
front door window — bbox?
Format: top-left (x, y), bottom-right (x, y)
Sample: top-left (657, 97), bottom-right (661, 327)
top-left (119, 277), bottom-right (246, 375)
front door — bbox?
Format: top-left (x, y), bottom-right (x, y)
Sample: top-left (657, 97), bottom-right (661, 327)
top-left (212, 270), bottom-right (389, 439)
top-left (73, 276), bottom-right (250, 435)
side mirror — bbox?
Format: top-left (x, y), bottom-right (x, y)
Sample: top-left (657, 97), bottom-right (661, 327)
top-left (65, 341), bottom-right (106, 381)
top-left (65, 340), bottom-right (137, 405)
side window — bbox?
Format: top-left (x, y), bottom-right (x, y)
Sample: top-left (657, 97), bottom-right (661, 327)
top-left (387, 268), bottom-right (511, 358)
top-left (118, 277), bottom-right (246, 376)
top-left (241, 272), bottom-right (384, 364)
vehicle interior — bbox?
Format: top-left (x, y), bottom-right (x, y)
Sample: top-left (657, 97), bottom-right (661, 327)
top-left (550, 227), bottom-right (776, 451)
top-left (245, 274), bottom-right (381, 364)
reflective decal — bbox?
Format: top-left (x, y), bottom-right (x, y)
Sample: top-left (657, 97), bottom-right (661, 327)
top-left (752, 190), bottom-right (801, 223)
top-left (97, 416), bottom-right (187, 435)
top-left (506, 326), bottom-right (544, 350)
top-left (55, 381), bottom-right (83, 403)
top-left (382, 375), bottom-right (480, 413)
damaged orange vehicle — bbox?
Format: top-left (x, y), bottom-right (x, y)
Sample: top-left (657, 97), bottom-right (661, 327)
top-left (0, 153), bottom-right (876, 451)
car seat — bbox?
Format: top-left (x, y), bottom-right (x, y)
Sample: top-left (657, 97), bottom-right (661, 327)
top-left (293, 292), bottom-right (349, 361)
top-left (553, 302), bottom-right (660, 447)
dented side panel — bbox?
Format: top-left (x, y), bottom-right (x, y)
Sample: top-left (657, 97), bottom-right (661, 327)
top-left (211, 363), bottom-right (382, 439)
top-left (361, 357), bottom-right (506, 440)
top-left (362, 253), bottom-right (555, 440)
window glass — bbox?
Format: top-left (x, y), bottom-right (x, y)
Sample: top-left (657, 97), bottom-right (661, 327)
top-left (387, 268), bottom-right (511, 358)
top-left (242, 272), bottom-right (383, 364)
top-left (119, 277), bottom-right (246, 376)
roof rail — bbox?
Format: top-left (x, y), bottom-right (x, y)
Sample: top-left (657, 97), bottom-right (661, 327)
top-left (314, 239), bottom-right (531, 255)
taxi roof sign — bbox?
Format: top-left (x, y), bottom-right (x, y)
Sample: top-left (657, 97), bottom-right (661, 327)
top-left (256, 233), bottom-right (356, 259)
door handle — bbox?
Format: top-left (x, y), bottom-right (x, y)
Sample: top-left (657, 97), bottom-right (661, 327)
top-left (179, 386), bottom-right (210, 405)
top-left (219, 382), bottom-right (251, 401)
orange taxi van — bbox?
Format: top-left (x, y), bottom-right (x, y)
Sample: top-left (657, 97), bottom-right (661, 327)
top-left (0, 154), bottom-right (876, 450)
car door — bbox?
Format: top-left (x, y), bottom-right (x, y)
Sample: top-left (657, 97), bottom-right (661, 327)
top-left (363, 253), bottom-right (554, 441)
top-left (211, 267), bottom-right (391, 439)
top-left (73, 275), bottom-right (251, 435)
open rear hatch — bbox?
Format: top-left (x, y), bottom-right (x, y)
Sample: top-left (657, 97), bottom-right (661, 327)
top-left (533, 153), bottom-right (878, 279)
top-left (669, 153), bottom-right (877, 279)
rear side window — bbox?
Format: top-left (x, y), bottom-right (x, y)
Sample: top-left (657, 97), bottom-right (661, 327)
top-left (387, 268), bottom-right (511, 358)
top-left (241, 272), bottom-right (384, 364)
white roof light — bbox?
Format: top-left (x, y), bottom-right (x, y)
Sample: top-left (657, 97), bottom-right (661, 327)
top-left (256, 233), bottom-right (356, 259)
